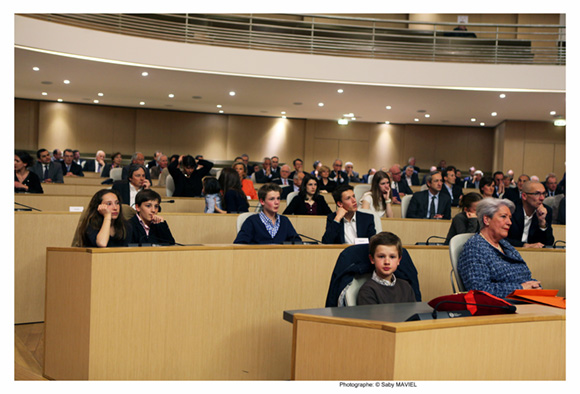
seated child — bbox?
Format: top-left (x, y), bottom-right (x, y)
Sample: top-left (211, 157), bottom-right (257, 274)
top-left (129, 189), bottom-right (176, 245)
top-left (202, 176), bottom-right (223, 213)
top-left (234, 183), bottom-right (302, 244)
top-left (356, 232), bottom-right (416, 305)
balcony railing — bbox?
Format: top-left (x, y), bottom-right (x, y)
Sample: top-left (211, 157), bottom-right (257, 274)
top-left (22, 13), bottom-right (566, 65)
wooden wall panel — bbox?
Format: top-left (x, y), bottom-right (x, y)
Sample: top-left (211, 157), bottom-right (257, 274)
top-left (14, 99), bottom-right (38, 150)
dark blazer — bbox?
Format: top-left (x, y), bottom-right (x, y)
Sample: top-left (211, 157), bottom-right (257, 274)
top-left (234, 214), bottom-right (301, 244)
top-left (30, 161), bottom-right (63, 183)
top-left (506, 202), bottom-right (554, 247)
top-left (254, 169), bottom-right (274, 184)
top-left (273, 177), bottom-right (293, 187)
top-left (502, 187), bottom-right (521, 205)
top-left (128, 215), bottom-right (175, 245)
top-left (223, 189), bottom-right (249, 213)
top-left (121, 164), bottom-right (152, 183)
top-left (111, 181), bottom-right (132, 206)
top-left (321, 211), bottom-right (376, 244)
top-left (283, 194), bottom-right (332, 216)
top-left (318, 179), bottom-right (337, 193)
top-left (325, 244), bottom-right (421, 307)
top-left (440, 183), bottom-right (463, 207)
top-left (406, 190), bottom-right (452, 220)
top-left (15, 171), bottom-right (43, 194)
top-left (100, 163), bottom-right (116, 178)
top-left (402, 172), bottom-right (420, 186)
top-left (83, 159), bottom-right (104, 174)
top-left (61, 161), bottom-right (85, 177)
top-left (394, 180), bottom-right (413, 195)
top-left (167, 159), bottom-right (212, 197)
top-left (330, 170), bottom-right (349, 186)
top-left (444, 211), bottom-right (480, 245)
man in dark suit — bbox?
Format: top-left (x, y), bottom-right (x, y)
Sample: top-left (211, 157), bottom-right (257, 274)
top-left (273, 164), bottom-right (293, 199)
top-left (503, 174), bottom-right (529, 205)
top-left (330, 159), bottom-right (349, 186)
top-left (112, 164), bottom-right (151, 207)
top-left (389, 164), bottom-right (413, 196)
top-left (83, 150), bottom-right (107, 174)
top-left (402, 165), bottom-right (420, 186)
top-left (61, 149), bottom-right (84, 177)
top-left (254, 157), bottom-right (274, 184)
top-left (30, 148), bottom-right (64, 183)
top-left (406, 171), bottom-right (452, 219)
top-left (322, 185), bottom-right (376, 244)
top-left (506, 180), bottom-right (554, 248)
top-left (440, 166), bottom-right (463, 207)
top-left (121, 152), bottom-right (152, 183)
top-left (269, 156), bottom-right (281, 181)
top-left (544, 173), bottom-right (558, 197)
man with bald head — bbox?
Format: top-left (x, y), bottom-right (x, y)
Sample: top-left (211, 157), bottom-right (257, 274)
top-left (506, 180), bottom-right (554, 248)
top-left (83, 150), bottom-right (107, 174)
top-left (330, 159), bottom-right (349, 186)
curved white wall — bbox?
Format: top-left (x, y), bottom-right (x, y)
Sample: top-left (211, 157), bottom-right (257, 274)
top-left (15, 15), bottom-right (564, 92)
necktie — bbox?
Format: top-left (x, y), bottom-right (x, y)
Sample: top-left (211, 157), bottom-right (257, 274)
top-left (43, 165), bottom-right (49, 180)
top-left (429, 196), bottom-right (436, 219)
top-left (97, 162), bottom-right (101, 172)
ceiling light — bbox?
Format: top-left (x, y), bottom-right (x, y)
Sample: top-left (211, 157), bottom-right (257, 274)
top-left (282, 116), bottom-right (287, 119)
top-left (140, 101), bottom-right (145, 105)
top-left (141, 72), bottom-right (148, 77)
top-left (57, 99), bottom-right (63, 102)
top-left (33, 67), bottom-right (39, 71)
top-left (480, 122), bottom-right (485, 126)
top-left (281, 111), bottom-right (286, 115)
top-left (554, 119), bottom-right (566, 126)
top-left (550, 111), bottom-right (557, 115)
top-left (217, 104), bottom-right (222, 108)
top-left (41, 92), bottom-right (47, 96)
top-left (491, 112), bottom-right (497, 116)
top-left (98, 92), bottom-right (104, 97)
top-left (386, 106), bottom-right (392, 110)
top-left (499, 94), bottom-right (506, 98)
top-left (385, 121), bottom-right (390, 125)
top-left (414, 118), bottom-right (419, 122)
top-left (318, 103), bottom-right (324, 107)
top-left (471, 118), bottom-right (476, 122)
top-left (168, 94), bottom-right (174, 98)
top-left (229, 91), bottom-right (236, 96)
top-left (338, 119), bottom-right (348, 125)
top-left (93, 100), bottom-right (99, 104)
top-left (425, 114), bottom-right (430, 118)
top-left (219, 110), bottom-right (224, 113)
top-left (343, 113), bottom-right (354, 118)
top-left (337, 89), bottom-right (344, 93)
top-left (63, 80), bottom-right (70, 84)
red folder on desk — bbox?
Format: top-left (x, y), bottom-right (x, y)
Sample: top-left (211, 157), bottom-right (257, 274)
top-left (507, 289), bottom-right (566, 309)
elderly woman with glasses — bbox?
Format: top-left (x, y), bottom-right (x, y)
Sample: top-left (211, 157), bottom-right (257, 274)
top-left (457, 197), bottom-right (541, 298)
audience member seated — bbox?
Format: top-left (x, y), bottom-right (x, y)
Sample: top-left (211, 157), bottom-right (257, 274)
top-left (101, 152), bottom-right (123, 179)
top-left (121, 152), bottom-right (152, 183)
top-left (168, 154), bottom-right (213, 197)
top-left (356, 232), bottom-right (416, 306)
top-left (112, 164), bottom-right (151, 207)
top-left (83, 150), bottom-right (107, 175)
top-left (254, 157), bottom-right (274, 184)
top-left (359, 170), bottom-right (394, 218)
top-left (283, 173), bottom-right (332, 216)
top-left (311, 160), bottom-right (322, 178)
top-left (202, 176), bottom-right (223, 213)
top-left (128, 189), bottom-right (175, 245)
top-left (30, 148), bottom-right (64, 183)
top-left (51, 148), bottom-right (62, 163)
top-left (503, 174), bottom-right (529, 205)
top-left (218, 168), bottom-right (249, 213)
top-left (233, 162), bottom-right (258, 200)
top-left (544, 173), bottom-right (558, 197)
top-left (403, 156), bottom-right (421, 173)
top-left (389, 164), bottom-right (413, 197)
top-left (362, 168), bottom-right (376, 184)
top-left (73, 150), bottom-right (85, 168)
top-left (458, 198), bottom-right (541, 298)
top-left (14, 151), bottom-right (43, 194)
top-left (465, 169), bottom-right (483, 189)
top-left (321, 185), bottom-right (376, 244)
top-left (479, 176), bottom-right (496, 198)
top-left (493, 171), bottom-right (505, 198)
top-left (444, 192), bottom-right (483, 245)
top-left (344, 162), bottom-right (361, 183)
top-left (406, 171), bottom-right (451, 219)
top-left (146, 151), bottom-right (163, 169)
top-left (557, 196), bottom-right (566, 225)
top-left (234, 183), bottom-right (301, 244)
top-left (61, 149), bottom-right (85, 177)
top-left (77, 189), bottom-right (132, 247)
top-left (292, 171), bottom-right (305, 193)
top-left (273, 164), bottom-right (295, 199)
top-left (318, 165), bottom-right (337, 194)
top-left (402, 165), bottom-right (420, 186)
top-left (269, 156), bottom-right (281, 181)
top-left (288, 158), bottom-right (304, 180)
top-left (421, 166), bottom-right (438, 185)
top-left (150, 154), bottom-right (168, 180)
top-left (240, 154), bottom-right (254, 176)
top-left (330, 159), bottom-right (349, 186)
top-left (506, 180), bottom-right (554, 248)
top-left (440, 166), bottom-right (463, 207)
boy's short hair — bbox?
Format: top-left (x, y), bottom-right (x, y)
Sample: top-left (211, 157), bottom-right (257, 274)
top-left (258, 183), bottom-right (282, 201)
top-left (332, 184), bottom-right (354, 204)
top-left (135, 189), bottom-right (162, 206)
top-left (369, 231), bottom-right (403, 258)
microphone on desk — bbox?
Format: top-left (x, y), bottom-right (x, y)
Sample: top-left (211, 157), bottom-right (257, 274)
top-left (161, 200), bottom-right (175, 204)
top-left (297, 233), bottom-right (322, 244)
top-left (415, 236), bottom-right (446, 246)
top-left (548, 240), bottom-right (566, 249)
top-left (406, 300), bottom-right (516, 321)
top-left (14, 202), bottom-right (42, 212)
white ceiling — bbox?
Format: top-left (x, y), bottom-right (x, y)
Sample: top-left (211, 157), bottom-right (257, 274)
top-left (14, 47), bottom-right (566, 127)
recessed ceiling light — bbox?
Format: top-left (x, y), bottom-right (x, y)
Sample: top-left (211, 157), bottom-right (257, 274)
top-left (386, 106), bottom-right (392, 110)
top-left (338, 119), bottom-right (348, 125)
top-left (142, 72), bottom-right (148, 77)
top-left (425, 114), bottom-right (430, 118)
top-left (550, 110), bottom-right (557, 115)
top-left (414, 118), bottom-right (419, 122)
top-left (219, 110), bottom-right (224, 113)
top-left (33, 67), bottom-right (39, 71)
top-left (318, 102), bottom-right (324, 107)
top-left (93, 100), bottom-right (99, 104)
top-left (63, 80), bottom-right (70, 84)
top-left (229, 91), bottom-right (236, 96)
top-left (98, 92), bottom-right (104, 97)
top-left (480, 122), bottom-right (486, 126)
top-left (140, 101), bottom-right (145, 105)
top-left (168, 94), bottom-right (174, 98)
top-left (499, 94), bottom-right (506, 98)
top-left (337, 89), bottom-right (344, 93)
top-left (471, 118), bottom-right (477, 122)
top-left (282, 116), bottom-right (287, 119)
top-left (491, 112), bottom-right (497, 116)
top-left (343, 113), bottom-right (354, 117)
top-left (57, 99), bottom-right (63, 102)
top-left (385, 121), bottom-right (390, 124)
top-left (281, 111), bottom-right (286, 115)
top-left (554, 119), bottom-right (566, 126)
top-left (217, 104), bottom-right (222, 108)
top-left (41, 92), bottom-right (47, 96)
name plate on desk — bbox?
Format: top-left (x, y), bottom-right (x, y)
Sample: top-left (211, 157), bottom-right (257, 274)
top-left (69, 206), bottom-right (84, 212)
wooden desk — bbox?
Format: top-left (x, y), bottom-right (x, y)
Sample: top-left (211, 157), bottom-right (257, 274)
top-left (286, 303), bottom-right (565, 380)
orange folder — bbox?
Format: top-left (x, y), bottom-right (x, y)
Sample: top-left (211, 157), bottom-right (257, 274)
top-left (507, 289), bottom-right (566, 309)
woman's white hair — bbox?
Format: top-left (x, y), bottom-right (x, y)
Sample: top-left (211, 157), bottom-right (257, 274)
top-left (476, 197), bottom-right (515, 228)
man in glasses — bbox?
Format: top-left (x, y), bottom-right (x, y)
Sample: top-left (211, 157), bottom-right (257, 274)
top-left (507, 180), bottom-right (554, 248)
